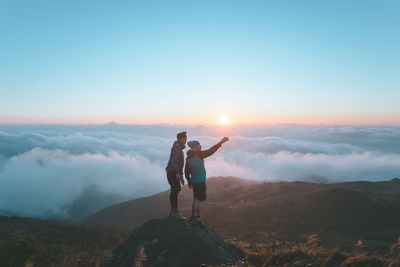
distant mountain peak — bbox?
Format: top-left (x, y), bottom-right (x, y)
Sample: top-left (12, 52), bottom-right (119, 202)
top-left (105, 121), bottom-right (120, 125)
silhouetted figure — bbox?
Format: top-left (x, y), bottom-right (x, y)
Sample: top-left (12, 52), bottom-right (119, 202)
top-left (165, 131), bottom-right (187, 219)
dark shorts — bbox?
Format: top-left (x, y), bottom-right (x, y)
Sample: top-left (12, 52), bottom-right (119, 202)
top-left (167, 172), bottom-right (181, 193)
top-left (192, 181), bottom-right (206, 201)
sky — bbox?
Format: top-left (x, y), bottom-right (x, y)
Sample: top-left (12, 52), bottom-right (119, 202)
top-left (0, 0), bottom-right (399, 125)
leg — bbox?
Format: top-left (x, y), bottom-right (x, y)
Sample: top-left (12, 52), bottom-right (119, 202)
top-left (167, 172), bottom-right (185, 219)
top-left (196, 182), bottom-right (206, 219)
top-left (191, 182), bottom-right (206, 223)
top-left (170, 190), bottom-right (178, 210)
top-left (192, 197), bottom-right (197, 217)
top-left (167, 172), bottom-right (181, 212)
top-left (195, 200), bottom-right (203, 218)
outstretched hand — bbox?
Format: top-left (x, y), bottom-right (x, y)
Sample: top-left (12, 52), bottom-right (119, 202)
top-left (220, 136), bottom-right (229, 144)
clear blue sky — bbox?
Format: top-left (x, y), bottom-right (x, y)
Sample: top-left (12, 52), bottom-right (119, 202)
top-left (1, 0), bottom-right (399, 125)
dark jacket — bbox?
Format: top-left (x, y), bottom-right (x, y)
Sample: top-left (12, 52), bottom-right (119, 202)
top-left (165, 141), bottom-right (185, 175)
top-left (184, 143), bottom-right (221, 183)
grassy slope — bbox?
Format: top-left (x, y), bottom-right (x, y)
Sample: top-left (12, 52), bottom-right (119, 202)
top-left (83, 177), bottom-right (400, 252)
top-left (0, 216), bottom-right (128, 266)
top-left (2, 177), bottom-right (400, 266)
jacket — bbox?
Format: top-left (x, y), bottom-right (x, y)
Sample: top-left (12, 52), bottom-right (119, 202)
top-left (165, 141), bottom-right (185, 175)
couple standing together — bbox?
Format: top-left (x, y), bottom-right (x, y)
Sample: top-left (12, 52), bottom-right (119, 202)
top-left (165, 131), bottom-right (229, 224)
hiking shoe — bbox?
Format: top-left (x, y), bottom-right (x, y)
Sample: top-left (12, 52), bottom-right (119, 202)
top-left (190, 216), bottom-right (202, 225)
top-left (173, 210), bottom-right (186, 220)
top-left (169, 209), bottom-right (175, 217)
top-left (194, 216), bottom-right (201, 224)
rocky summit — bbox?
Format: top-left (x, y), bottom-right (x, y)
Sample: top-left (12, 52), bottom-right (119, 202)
top-left (109, 216), bottom-right (245, 267)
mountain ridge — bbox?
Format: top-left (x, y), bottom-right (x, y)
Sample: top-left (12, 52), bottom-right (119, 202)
top-left (82, 176), bottom-right (400, 252)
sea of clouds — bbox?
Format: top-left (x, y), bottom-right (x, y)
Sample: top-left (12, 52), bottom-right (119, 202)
top-left (0, 123), bottom-right (399, 220)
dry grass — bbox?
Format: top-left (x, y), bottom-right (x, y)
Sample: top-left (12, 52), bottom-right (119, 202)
top-left (225, 234), bottom-right (400, 267)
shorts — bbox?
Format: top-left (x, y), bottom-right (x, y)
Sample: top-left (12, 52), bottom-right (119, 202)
top-left (167, 172), bottom-right (181, 193)
top-left (192, 181), bottom-right (206, 201)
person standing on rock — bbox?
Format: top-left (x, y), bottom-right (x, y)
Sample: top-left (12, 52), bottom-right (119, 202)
top-left (185, 137), bottom-right (229, 224)
top-left (166, 131), bottom-right (187, 220)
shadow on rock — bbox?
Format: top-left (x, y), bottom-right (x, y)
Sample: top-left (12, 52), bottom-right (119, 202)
top-left (109, 216), bottom-right (245, 267)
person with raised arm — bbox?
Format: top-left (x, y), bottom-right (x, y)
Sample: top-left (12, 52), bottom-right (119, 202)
top-left (185, 136), bottom-right (229, 224)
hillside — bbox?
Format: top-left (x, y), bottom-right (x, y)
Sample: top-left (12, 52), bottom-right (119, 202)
top-left (82, 176), bottom-right (256, 227)
top-left (2, 177), bottom-right (400, 266)
top-left (83, 177), bottom-right (400, 252)
top-left (0, 216), bottom-right (128, 266)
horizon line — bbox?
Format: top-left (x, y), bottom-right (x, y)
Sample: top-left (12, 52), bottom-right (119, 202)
top-left (1, 121), bottom-right (400, 128)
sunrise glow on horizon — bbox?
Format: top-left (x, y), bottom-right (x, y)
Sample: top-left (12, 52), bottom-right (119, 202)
top-left (1, 113), bottom-right (399, 127)
top-left (219, 116), bottom-right (229, 126)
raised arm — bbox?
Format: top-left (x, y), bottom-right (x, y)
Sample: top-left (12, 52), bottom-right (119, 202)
top-left (198, 137), bottom-right (229, 159)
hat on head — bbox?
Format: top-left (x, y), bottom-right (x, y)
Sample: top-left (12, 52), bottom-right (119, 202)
top-left (177, 131), bottom-right (187, 139)
top-left (187, 140), bottom-right (200, 149)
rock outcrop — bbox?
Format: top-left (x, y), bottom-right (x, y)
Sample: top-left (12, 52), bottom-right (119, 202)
top-left (110, 216), bottom-right (244, 266)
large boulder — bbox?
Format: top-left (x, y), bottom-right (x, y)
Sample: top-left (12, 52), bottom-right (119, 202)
top-left (110, 216), bottom-right (244, 266)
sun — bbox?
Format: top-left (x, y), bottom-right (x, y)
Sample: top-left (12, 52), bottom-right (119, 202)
top-left (219, 116), bottom-right (229, 126)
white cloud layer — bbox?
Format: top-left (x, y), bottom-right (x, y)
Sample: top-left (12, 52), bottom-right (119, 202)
top-left (0, 123), bottom-right (399, 220)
